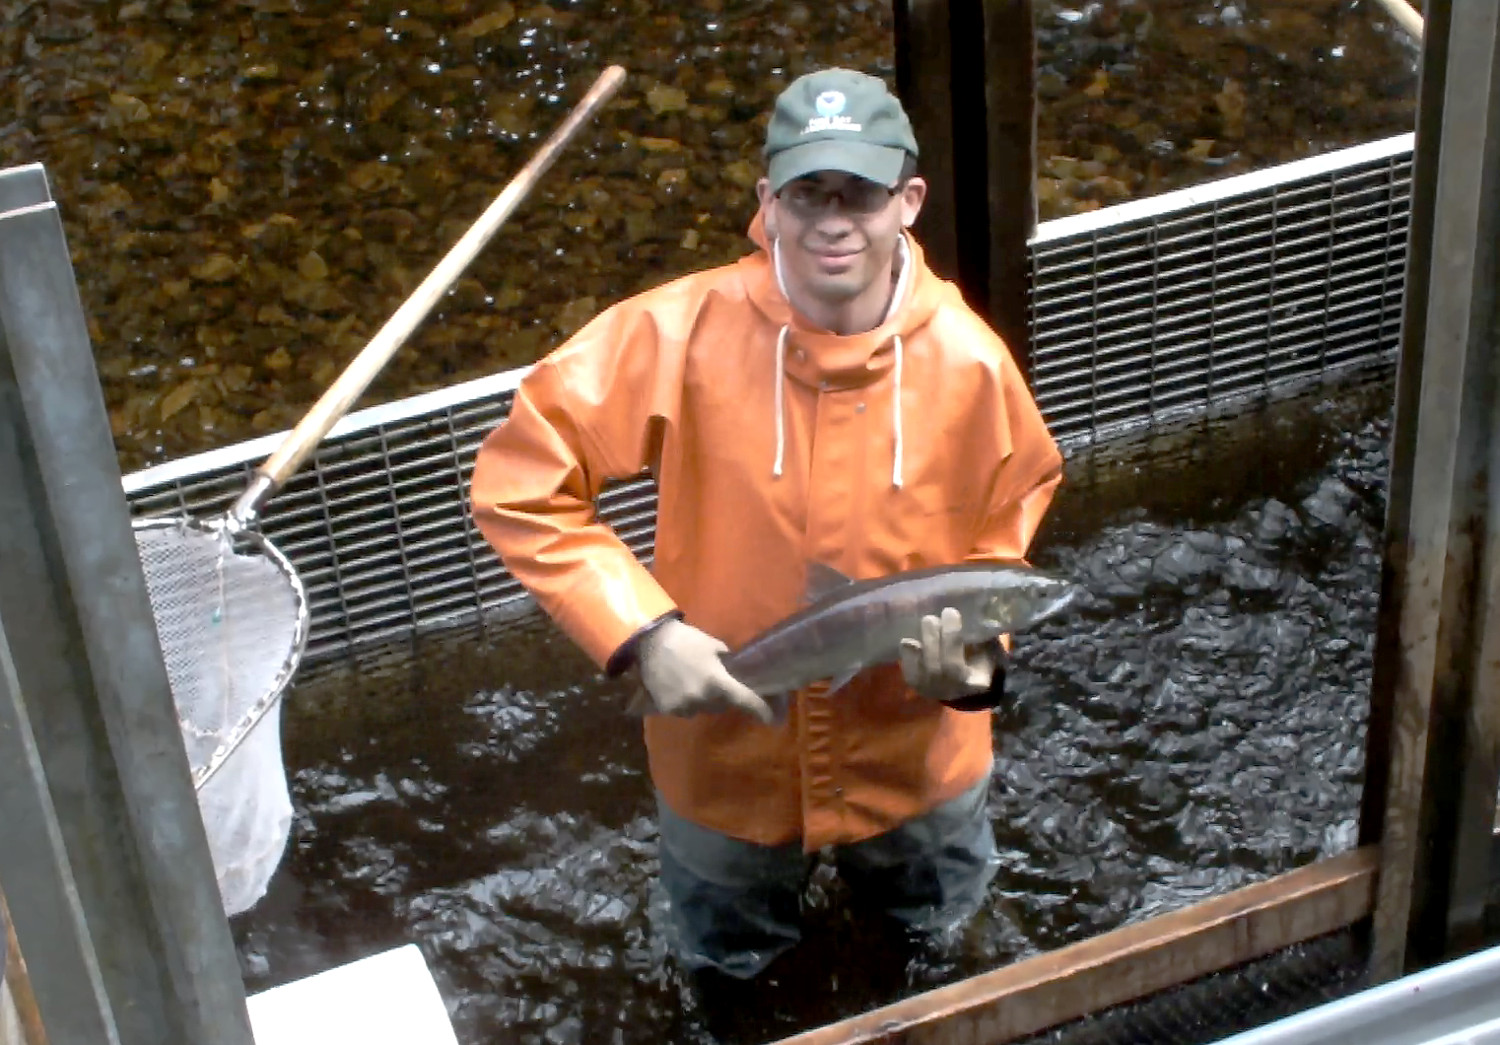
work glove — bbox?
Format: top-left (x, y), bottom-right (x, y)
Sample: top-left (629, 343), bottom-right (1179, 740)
top-left (898, 606), bottom-right (1004, 708)
top-left (633, 618), bottom-right (777, 725)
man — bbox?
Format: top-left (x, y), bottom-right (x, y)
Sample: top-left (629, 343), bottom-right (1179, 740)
top-left (469, 67), bottom-right (1063, 981)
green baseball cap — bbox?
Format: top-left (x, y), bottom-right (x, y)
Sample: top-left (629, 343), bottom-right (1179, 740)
top-left (763, 68), bottom-right (919, 193)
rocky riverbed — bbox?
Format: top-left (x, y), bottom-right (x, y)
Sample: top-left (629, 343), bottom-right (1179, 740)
top-left (0, 0), bottom-right (1419, 471)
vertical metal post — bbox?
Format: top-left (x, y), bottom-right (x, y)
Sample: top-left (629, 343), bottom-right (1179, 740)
top-left (0, 191), bottom-right (254, 1043)
top-left (1358, 0), bottom-right (1450, 873)
top-left (893, 0), bottom-right (1037, 377)
top-left (1364, 0), bottom-right (1500, 980)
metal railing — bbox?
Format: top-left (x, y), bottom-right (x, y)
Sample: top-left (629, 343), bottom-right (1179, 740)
top-left (1030, 135), bottom-right (1411, 445)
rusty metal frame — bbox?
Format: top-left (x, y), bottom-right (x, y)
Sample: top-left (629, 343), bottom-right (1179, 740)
top-left (1361, 0), bottom-right (1500, 977)
top-left (0, 888), bottom-right (47, 1045)
top-left (771, 848), bottom-right (1378, 1045)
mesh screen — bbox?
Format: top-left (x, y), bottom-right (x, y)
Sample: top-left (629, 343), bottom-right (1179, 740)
top-left (126, 405), bottom-right (657, 663)
top-left (1017, 928), bottom-right (1369, 1045)
top-left (122, 137), bottom-right (1414, 666)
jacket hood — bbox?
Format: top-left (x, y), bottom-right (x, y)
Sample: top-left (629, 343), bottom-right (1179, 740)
top-left (739, 202), bottom-right (950, 391)
top-left (740, 202), bottom-right (957, 489)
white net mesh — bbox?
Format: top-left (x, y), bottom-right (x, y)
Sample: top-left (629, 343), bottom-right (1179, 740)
top-left (134, 518), bottom-right (306, 917)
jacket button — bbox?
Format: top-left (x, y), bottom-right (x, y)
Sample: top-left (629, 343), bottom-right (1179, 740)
top-left (834, 786), bottom-right (845, 797)
top-left (855, 402), bottom-right (866, 413)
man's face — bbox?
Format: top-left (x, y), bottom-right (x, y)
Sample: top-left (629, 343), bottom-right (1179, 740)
top-left (758, 170), bottom-right (927, 309)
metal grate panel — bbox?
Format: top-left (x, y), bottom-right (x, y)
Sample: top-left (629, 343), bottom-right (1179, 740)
top-left (1029, 139), bottom-right (1412, 446)
top-left (125, 387), bottom-right (662, 661)
top-left (1017, 928), bottom-right (1369, 1045)
top-left (122, 134), bottom-right (1417, 663)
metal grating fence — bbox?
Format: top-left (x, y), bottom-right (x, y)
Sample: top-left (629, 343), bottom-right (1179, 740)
top-left (124, 396), bottom-right (662, 660)
top-left (1018, 928), bottom-right (1370, 1045)
top-left (1029, 137), bottom-right (1412, 446)
top-left (122, 134), bottom-right (1416, 663)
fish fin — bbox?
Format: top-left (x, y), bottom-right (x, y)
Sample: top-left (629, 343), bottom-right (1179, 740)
top-left (824, 667), bottom-right (860, 696)
top-left (625, 687), bottom-right (654, 717)
top-left (803, 561), bottom-right (855, 606)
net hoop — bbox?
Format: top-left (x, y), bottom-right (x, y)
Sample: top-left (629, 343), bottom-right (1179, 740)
top-left (132, 513), bottom-right (310, 791)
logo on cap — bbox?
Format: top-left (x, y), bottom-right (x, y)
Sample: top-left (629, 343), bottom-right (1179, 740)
top-left (815, 91), bottom-right (845, 117)
top-left (802, 89), bottom-right (861, 135)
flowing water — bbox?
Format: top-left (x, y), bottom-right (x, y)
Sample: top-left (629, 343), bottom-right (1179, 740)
top-left (229, 372), bottom-right (1396, 1044)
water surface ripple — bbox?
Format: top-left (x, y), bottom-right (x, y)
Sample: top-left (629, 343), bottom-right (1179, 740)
top-left (234, 382), bottom-right (1394, 1044)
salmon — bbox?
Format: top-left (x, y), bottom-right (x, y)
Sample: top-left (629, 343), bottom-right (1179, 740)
top-left (725, 560), bottom-right (1081, 707)
top-left (626, 559), bottom-right (1081, 719)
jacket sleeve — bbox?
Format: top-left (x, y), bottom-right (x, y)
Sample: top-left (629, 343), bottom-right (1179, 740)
top-left (468, 312), bottom-right (680, 671)
top-left (966, 349), bottom-right (1065, 564)
top-left (951, 348), bottom-right (1062, 710)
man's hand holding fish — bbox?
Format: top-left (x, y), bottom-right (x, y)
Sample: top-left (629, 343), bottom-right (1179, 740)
top-left (635, 617), bottom-right (778, 725)
top-left (898, 606), bottom-right (1003, 705)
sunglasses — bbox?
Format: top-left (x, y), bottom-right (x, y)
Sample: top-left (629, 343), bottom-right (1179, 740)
top-left (776, 178), bottom-right (902, 218)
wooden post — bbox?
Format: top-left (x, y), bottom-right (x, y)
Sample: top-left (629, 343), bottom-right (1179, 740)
top-left (893, 0), bottom-right (1037, 379)
top-left (982, 0), bottom-right (1037, 377)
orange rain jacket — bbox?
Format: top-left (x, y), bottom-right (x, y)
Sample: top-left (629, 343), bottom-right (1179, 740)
top-left (470, 208), bottom-right (1063, 851)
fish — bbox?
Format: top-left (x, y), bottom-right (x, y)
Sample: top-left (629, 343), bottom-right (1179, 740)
top-left (627, 559), bottom-right (1083, 720)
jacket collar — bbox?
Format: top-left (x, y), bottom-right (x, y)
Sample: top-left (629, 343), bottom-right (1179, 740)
top-left (737, 204), bottom-right (945, 391)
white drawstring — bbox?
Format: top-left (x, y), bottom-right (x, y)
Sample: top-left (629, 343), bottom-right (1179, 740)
top-left (885, 236), bottom-right (911, 489)
top-left (884, 235), bottom-right (912, 324)
top-left (771, 236), bottom-right (791, 481)
top-left (891, 334), bottom-right (904, 488)
top-left (773, 323), bottom-right (788, 478)
top-left (769, 233), bottom-right (910, 487)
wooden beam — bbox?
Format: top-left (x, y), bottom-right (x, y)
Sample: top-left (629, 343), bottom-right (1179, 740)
top-left (769, 847), bottom-right (1378, 1045)
top-left (894, 0), bottom-right (961, 285)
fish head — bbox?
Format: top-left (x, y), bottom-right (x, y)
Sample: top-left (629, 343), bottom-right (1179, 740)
top-left (979, 571), bottom-right (1084, 633)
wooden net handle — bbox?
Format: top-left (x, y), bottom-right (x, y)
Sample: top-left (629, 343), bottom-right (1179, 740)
top-left (234, 64), bottom-right (627, 522)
